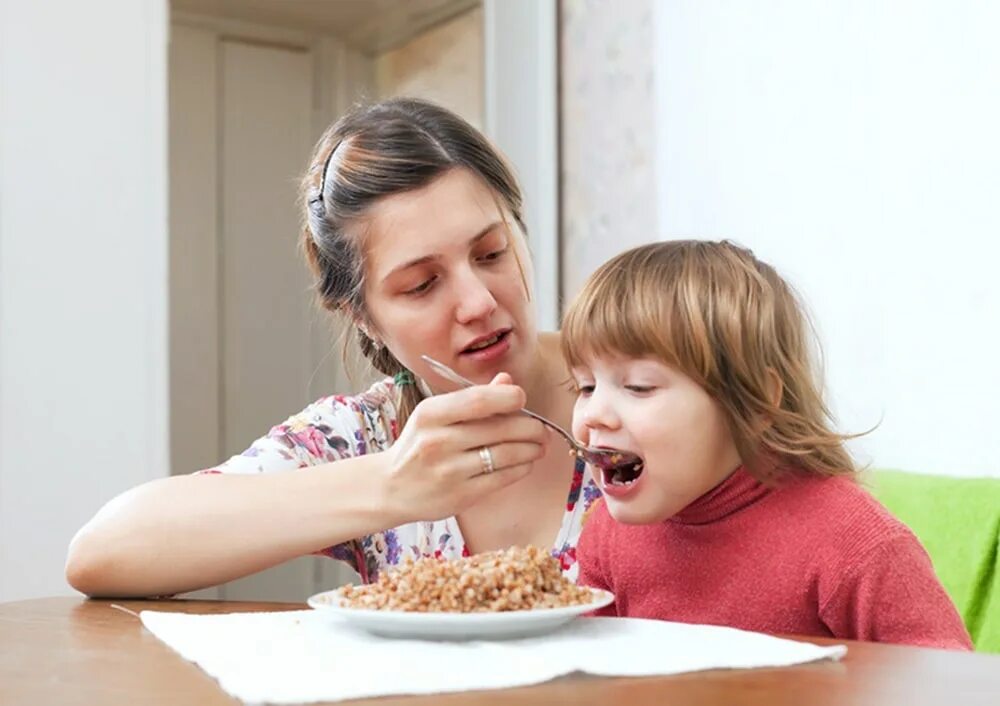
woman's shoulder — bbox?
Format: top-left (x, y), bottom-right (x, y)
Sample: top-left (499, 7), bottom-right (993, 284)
top-left (280, 376), bottom-right (401, 448)
top-left (536, 331), bottom-right (565, 369)
top-left (538, 329), bottom-right (562, 347)
top-left (205, 378), bottom-right (400, 473)
top-left (311, 377), bottom-right (398, 416)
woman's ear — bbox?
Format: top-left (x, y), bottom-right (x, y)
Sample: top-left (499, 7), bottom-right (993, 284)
top-left (353, 315), bottom-right (385, 350)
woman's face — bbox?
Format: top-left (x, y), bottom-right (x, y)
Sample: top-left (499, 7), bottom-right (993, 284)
top-left (361, 167), bottom-right (537, 390)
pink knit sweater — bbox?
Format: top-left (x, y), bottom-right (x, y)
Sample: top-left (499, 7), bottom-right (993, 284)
top-left (578, 467), bottom-right (973, 650)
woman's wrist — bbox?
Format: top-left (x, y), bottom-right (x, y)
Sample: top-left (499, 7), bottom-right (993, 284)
top-left (318, 451), bottom-right (414, 535)
top-left (363, 449), bottom-right (416, 529)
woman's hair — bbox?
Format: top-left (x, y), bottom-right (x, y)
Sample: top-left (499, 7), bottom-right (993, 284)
top-left (300, 97), bottom-right (525, 429)
top-left (561, 240), bottom-right (861, 482)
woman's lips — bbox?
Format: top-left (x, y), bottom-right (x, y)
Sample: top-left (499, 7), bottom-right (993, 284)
top-left (459, 330), bottom-right (512, 362)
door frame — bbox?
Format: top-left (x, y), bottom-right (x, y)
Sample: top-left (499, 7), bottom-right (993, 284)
top-left (483, 0), bottom-right (560, 329)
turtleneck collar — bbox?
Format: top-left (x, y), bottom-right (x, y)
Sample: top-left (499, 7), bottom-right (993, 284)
top-left (668, 465), bottom-right (774, 525)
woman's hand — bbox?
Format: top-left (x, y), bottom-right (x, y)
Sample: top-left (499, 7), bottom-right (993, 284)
top-left (381, 373), bottom-right (549, 522)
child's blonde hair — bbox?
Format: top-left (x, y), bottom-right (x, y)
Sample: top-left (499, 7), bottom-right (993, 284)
top-left (561, 240), bottom-right (859, 483)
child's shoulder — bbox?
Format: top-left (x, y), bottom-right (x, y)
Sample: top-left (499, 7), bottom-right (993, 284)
top-left (779, 472), bottom-right (901, 524)
top-left (777, 473), bottom-right (914, 556)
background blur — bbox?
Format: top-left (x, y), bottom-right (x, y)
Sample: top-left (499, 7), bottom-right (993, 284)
top-left (1, 0), bottom-right (998, 602)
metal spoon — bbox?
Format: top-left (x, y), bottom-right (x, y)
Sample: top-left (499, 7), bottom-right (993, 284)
top-left (420, 355), bottom-right (644, 474)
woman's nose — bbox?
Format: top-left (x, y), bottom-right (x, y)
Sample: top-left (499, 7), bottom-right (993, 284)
top-left (454, 270), bottom-right (498, 323)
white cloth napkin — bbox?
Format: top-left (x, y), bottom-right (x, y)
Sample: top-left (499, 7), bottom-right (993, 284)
top-left (140, 610), bottom-right (846, 704)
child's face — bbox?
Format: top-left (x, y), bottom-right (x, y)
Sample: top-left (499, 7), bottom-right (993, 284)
top-left (571, 355), bottom-right (742, 524)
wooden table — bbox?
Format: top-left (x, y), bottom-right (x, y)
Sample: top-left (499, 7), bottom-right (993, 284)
top-left (2, 598), bottom-right (998, 705)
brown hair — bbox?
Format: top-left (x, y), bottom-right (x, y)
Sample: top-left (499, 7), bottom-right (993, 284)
top-left (300, 98), bottom-right (525, 428)
top-left (561, 240), bottom-right (862, 482)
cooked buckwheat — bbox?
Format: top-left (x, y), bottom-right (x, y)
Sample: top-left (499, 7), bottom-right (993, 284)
top-left (336, 545), bottom-right (594, 612)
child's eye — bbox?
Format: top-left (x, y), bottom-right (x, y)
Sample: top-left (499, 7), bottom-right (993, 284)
top-left (404, 276), bottom-right (437, 296)
top-left (575, 384), bottom-right (595, 396)
top-left (625, 385), bottom-right (655, 394)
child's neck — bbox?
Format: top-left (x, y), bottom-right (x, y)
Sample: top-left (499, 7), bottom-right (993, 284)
top-left (669, 465), bottom-right (772, 525)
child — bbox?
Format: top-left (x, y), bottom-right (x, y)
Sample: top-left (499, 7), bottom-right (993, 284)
top-left (563, 240), bottom-right (972, 650)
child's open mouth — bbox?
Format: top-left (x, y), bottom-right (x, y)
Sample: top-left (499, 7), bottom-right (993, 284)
top-left (603, 459), bottom-right (645, 487)
top-left (592, 450), bottom-right (645, 497)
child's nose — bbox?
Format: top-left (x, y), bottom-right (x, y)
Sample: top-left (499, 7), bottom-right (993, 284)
top-left (580, 392), bottom-right (621, 431)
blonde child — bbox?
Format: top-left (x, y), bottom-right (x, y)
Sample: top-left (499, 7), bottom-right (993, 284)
top-left (563, 240), bottom-right (971, 650)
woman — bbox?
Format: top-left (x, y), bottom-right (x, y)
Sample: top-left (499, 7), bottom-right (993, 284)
top-left (65, 98), bottom-right (600, 597)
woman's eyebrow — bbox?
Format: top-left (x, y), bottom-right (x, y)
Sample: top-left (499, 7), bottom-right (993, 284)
top-left (467, 221), bottom-right (503, 246)
top-left (383, 221), bottom-right (504, 279)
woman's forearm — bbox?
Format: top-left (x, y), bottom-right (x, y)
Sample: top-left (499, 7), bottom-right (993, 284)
top-left (65, 453), bottom-right (405, 598)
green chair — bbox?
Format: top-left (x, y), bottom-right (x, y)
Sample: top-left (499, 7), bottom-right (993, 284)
top-left (868, 469), bottom-right (1000, 653)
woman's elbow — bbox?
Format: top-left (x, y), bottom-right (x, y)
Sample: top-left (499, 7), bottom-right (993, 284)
top-left (65, 526), bottom-right (113, 597)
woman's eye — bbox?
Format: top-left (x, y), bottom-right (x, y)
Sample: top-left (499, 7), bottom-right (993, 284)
top-left (404, 277), bottom-right (437, 296)
top-left (478, 247), bottom-right (508, 263)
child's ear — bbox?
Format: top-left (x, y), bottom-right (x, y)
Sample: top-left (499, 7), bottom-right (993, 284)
top-left (765, 367), bottom-right (783, 408)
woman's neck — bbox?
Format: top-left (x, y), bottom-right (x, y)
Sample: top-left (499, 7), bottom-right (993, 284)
top-left (522, 332), bottom-right (574, 426)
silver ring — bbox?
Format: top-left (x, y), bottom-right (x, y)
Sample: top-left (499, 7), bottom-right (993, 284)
top-left (478, 446), bottom-right (496, 474)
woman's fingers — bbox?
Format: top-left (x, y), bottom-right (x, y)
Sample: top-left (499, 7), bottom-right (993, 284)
top-left (489, 372), bottom-right (514, 386)
top-left (466, 457), bottom-right (535, 495)
top-left (382, 376), bottom-right (547, 519)
top-left (454, 414), bottom-right (548, 452)
top-left (462, 441), bottom-right (546, 478)
top-left (415, 383), bottom-right (526, 426)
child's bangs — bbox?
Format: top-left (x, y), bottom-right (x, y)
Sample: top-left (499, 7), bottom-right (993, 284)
top-left (561, 261), bottom-right (682, 371)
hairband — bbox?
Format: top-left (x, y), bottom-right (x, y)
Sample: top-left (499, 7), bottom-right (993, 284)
top-left (316, 139), bottom-right (343, 202)
top-left (394, 370), bottom-right (416, 387)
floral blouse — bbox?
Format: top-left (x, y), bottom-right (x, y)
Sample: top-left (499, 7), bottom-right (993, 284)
top-left (203, 379), bottom-right (602, 583)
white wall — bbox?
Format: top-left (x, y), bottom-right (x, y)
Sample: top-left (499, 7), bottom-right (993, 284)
top-left (0, 0), bottom-right (169, 600)
top-left (654, 2), bottom-right (1000, 477)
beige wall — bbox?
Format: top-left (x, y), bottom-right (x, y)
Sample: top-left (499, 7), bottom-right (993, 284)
top-left (375, 7), bottom-right (484, 129)
top-left (559, 0), bottom-right (657, 308)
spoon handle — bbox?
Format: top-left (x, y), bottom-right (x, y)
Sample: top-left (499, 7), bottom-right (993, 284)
top-left (420, 355), bottom-right (582, 453)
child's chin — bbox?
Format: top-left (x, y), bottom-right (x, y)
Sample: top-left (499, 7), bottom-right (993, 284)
top-left (605, 500), bottom-right (673, 525)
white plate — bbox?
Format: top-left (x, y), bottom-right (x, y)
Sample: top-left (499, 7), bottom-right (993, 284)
top-left (307, 587), bottom-right (615, 641)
